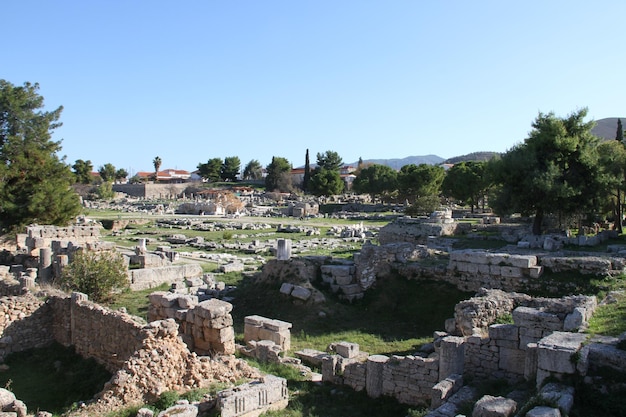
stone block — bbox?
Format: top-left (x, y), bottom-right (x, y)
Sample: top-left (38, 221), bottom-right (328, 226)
top-left (489, 265), bottom-right (502, 276)
top-left (335, 342), bottom-right (359, 359)
top-left (291, 286), bottom-right (312, 301)
top-left (195, 299), bottom-right (233, 319)
top-left (431, 373), bottom-right (463, 409)
top-left (472, 395), bottom-right (517, 417)
top-left (498, 346), bottom-right (526, 375)
top-left (539, 383), bottom-right (574, 415)
top-left (536, 332), bottom-right (586, 384)
top-left (563, 307), bottom-right (584, 331)
top-left (508, 255), bottom-right (537, 268)
top-left (489, 324), bottom-right (518, 341)
top-left (279, 282), bottom-right (294, 295)
top-left (500, 266), bottom-right (523, 278)
top-left (528, 266), bottom-right (544, 279)
top-left (525, 406), bottom-right (561, 417)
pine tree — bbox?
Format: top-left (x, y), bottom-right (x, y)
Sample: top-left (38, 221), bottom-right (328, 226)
top-left (0, 80), bottom-right (81, 233)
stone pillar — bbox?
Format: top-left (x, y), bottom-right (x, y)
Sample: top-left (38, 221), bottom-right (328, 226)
top-left (137, 238), bottom-right (147, 255)
top-left (438, 336), bottom-right (465, 380)
top-left (25, 268), bottom-right (37, 279)
top-left (366, 354), bottom-right (388, 398)
top-left (19, 276), bottom-right (36, 291)
top-left (55, 255), bottom-right (69, 278)
top-left (524, 343), bottom-right (538, 381)
top-left (276, 239), bottom-right (292, 260)
top-left (38, 247), bottom-right (52, 282)
top-left (322, 355), bottom-right (340, 382)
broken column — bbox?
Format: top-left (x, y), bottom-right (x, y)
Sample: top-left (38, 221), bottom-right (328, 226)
top-left (38, 247), bottom-right (52, 282)
top-left (276, 239), bottom-right (292, 260)
top-left (438, 336), bottom-right (465, 380)
top-left (366, 354), bottom-right (388, 398)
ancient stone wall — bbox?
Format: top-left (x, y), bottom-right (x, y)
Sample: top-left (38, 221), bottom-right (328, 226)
top-left (112, 183), bottom-right (189, 199)
top-left (0, 287), bottom-right (260, 414)
top-left (378, 217), bottom-right (463, 245)
top-left (0, 293), bottom-right (53, 361)
top-left (54, 293), bottom-right (146, 372)
top-left (447, 250), bottom-right (543, 292)
top-left (25, 225), bottom-right (101, 255)
top-left (148, 291), bottom-right (236, 355)
top-left (128, 263), bottom-right (204, 290)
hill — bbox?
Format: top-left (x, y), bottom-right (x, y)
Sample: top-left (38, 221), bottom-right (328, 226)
top-left (443, 151), bottom-right (500, 164)
top-left (351, 155), bottom-right (444, 170)
top-left (591, 117), bottom-right (625, 140)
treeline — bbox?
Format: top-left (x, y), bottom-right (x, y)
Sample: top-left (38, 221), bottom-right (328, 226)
top-left (2, 79), bottom-right (626, 237)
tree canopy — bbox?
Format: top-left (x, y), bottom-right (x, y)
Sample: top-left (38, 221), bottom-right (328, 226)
top-left (352, 163), bottom-right (398, 201)
top-left (490, 108), bottom-right (601, 235)
top-left (221, 156), bottom-right (241, 181)
top-left (98, 163), bottom-right (116, 183)
top-left (197, 157), bottom-right (223, 182)
top-left (265, 156), bottom-right (293, 192)
top-left (397, 163), bottom-right (445, 205)
top-left (243, 159), bottom-right (263, 180)
top-left (316, 150), bottom-right (343, 171)
top-left (0, 80), bottom-right (81, 233)
top-left (309, 167), bottom-right (344, 196)
top-left (72, 159), bottom-right (93, 184)
top-left (442, 161), bottom-right (489, 213)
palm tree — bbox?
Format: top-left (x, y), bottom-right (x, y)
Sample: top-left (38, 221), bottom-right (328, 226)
top-left (153, 156), bottom-right (162, 182)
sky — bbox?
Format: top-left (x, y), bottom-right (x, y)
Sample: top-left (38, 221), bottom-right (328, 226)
top-left (3, 1), bottom-right (625, 175)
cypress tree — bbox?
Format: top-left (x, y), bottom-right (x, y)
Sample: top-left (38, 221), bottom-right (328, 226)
top-left (303, 149), bottom-right (311, 191)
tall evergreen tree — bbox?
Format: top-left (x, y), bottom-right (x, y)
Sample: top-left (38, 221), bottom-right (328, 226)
top-left (303, 149), bottom-right (311, 191)
top-left (0, 80), bottom-right (81, 232)
top-left (617, 118), bottom-right (624, 142)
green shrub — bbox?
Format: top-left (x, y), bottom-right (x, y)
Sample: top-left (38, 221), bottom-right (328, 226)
top-left (153, 390), bottom-right (180, 411)
top-left (223, 231), bottom-right (233, 240)
top-left (59, 250), bottom-right (129, 302)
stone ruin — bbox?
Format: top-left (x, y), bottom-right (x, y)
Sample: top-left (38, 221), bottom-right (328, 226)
top-left (0, 268), bottom-right (289, 417)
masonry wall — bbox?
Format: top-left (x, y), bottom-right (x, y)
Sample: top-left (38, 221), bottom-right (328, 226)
top-left (148, 291), bottom-right (236, 355)
top-left (0, 294), bottom-right (53, 360)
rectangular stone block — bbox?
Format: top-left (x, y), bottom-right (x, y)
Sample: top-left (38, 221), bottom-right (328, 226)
top-left (537, 332), bottom-right (587, 375)
top-left (489, 324), bottom-right (519, 341)
top-left (501, 266), bottom-right (523, 278)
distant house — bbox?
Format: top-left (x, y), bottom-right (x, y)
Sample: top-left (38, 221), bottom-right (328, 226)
top-left (136, 169), bottom-right (191, 183)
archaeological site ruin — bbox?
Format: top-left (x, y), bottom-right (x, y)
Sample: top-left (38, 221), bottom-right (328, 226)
top-left (1, 205), bottom-right (626, 417)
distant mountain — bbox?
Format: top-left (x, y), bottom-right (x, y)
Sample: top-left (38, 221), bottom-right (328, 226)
top-left (351, 155), bottom-right (445, 170)
top-left (591, 117), bottom-right (625, 140)
top-left (443, 151), bottom-right (500, 164)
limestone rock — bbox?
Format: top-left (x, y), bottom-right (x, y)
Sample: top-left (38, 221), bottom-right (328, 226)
top-left (157, 404), bottom-right (198, 417)
top-left (472, 395), bottom-right (516, 417)
top-left (525, 406), bottom-right (561, 417)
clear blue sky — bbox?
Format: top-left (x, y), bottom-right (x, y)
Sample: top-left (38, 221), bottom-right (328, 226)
top-left (4, 1), bottom-right (624, 175)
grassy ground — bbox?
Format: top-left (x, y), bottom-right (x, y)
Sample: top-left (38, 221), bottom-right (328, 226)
top-left (231, 274), bottom-right (471, 355)
top-left (0, 343), bottom-right (111, 415)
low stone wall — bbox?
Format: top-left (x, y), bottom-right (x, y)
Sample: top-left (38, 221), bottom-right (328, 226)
top-left (25, 225), bottom-right (101, 255)
top-left (298, 337), bottom-right (464, 407)
top-left (148, 291), bottom-right (236, 355)
top-left (128, 263), bottom-right (204, 290)
top-left (244, 315), bottom-right (292, 351)
top-left (378, 218), bottom-right (463, 245)
top-left (540, 255), bottom-right (626, 275)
